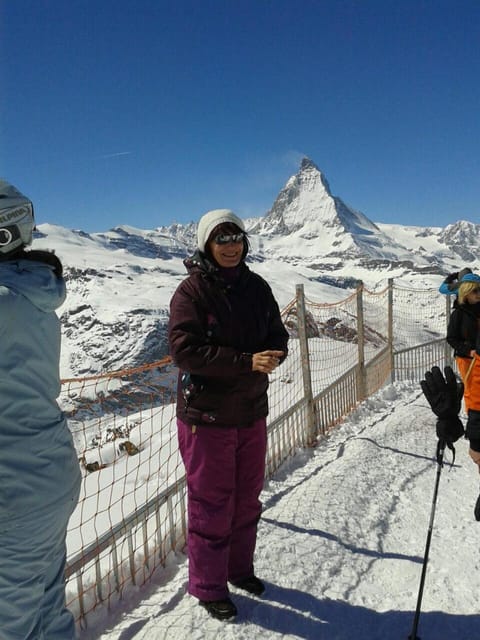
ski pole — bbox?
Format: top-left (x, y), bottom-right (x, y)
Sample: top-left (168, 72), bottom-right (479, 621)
top-left (408, 440), bottom-right (445, 640)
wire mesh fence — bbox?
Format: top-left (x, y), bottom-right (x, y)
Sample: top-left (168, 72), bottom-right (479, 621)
top-left (62, 359), bottom-right (184, 622)
top-left (62, 280), bottom-right (451, 630)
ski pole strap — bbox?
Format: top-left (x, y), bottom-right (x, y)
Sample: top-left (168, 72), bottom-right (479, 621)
top-left (464, 355), bottom-right (476, 384)
top-left (437, 438), bottom-right (455, 466)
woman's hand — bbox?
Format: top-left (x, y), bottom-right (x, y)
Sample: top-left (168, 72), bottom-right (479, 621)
top-left (469, 448), bottom-right (480, 472)
top-left (252, 350), bottom-right (284, 374)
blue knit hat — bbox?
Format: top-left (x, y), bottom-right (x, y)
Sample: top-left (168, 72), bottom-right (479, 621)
top-left (460, 273), bottom-right (480, 283)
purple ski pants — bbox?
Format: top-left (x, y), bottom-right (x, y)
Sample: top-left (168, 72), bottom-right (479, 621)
top-left (177, 417), bottom-right (267, 601)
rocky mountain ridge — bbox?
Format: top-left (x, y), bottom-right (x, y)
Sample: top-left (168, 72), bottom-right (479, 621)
top-left (33, 158), bottom-right (480, 378)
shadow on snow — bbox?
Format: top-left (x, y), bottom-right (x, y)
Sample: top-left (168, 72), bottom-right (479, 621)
top-left (238, 582), bottom-right (480, 640)
top-left (261, 516), bottom-right (423, 563)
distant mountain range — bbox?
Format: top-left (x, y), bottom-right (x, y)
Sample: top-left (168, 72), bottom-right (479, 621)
top-left (33, 157), bottom-right (480, 378)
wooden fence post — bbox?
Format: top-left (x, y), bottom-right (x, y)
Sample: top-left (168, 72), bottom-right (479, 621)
top-left (295, 284), bottom-right (316, 444)
top-left (388, 278), bottom-right (395, 382)
top-left (356, 281), bottom-right (366, 401)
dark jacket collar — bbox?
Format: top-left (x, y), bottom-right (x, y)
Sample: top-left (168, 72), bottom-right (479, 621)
top-left (454, 300), bottom-right (480, 316)
top-left (183, 250), bottom-right (247, 287)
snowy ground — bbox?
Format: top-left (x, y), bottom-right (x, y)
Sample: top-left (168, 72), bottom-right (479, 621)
top-left (81, 381), bottom-right (480, 640)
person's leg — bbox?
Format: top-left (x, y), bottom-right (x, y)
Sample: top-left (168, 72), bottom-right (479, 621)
top-left (0, 500), bottom-right (77, 640)
top-left (40, 505), bottom-right (78, 640)
top-left (228, 418), bottom-right (267, 584)
top-left (0, 524), bottom-right (45, 639)
top-left (178, 419), bottom-right (237, 601)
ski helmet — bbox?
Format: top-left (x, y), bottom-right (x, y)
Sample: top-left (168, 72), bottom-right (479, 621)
top-left (0, 180), bottom-right (34, 255)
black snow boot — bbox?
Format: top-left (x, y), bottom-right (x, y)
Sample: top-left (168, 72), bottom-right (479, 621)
top-left (199, 597), bottom-right (237, 621)
top-left (231, 575), bottom-right (265, 596)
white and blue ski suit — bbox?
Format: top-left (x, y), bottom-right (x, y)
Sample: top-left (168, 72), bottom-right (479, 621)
top-left (0, 257), bottom-right (81, 639)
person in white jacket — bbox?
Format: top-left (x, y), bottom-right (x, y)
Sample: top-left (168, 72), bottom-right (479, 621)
top-left (0, 180), bottom-right (81, 639)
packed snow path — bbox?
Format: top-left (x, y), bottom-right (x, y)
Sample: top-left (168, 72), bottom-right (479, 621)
top-left (84, 382), bottom-right (480, 640)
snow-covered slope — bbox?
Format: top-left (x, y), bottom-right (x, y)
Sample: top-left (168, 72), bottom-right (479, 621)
top-left (34, 225), bottom-right (187, 376)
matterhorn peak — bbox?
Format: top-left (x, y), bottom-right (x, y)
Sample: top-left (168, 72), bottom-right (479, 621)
top-left (252, 158), bottom-right (420, 265)
top-left (255, 158), bottom-right (362, 236)
top-left (299, 156), bottom-right (322, 174)
top-left (300, 156), bottom-right (314, 170)
top-left (298, 157), bottom-right (333, 195)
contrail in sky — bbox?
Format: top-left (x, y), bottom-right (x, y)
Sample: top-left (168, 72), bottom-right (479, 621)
top-left (100, 151), bottom-right (132, 159)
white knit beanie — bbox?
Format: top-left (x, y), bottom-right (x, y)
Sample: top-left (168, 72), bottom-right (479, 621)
top-left (197, 209), bottom-right (245, 253)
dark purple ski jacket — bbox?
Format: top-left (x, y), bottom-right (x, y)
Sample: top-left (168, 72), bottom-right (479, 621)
top-left (447, 301), bottom-right (480, 357)
top-left (168, 252), bottom-right (289, 428)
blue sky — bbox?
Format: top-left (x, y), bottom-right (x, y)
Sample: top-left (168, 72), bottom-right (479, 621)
top-left (1, 0), bottom-right (479, 232)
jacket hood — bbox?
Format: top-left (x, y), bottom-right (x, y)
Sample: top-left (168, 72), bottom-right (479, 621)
top-left (0, 258), bottom-right (66, 312)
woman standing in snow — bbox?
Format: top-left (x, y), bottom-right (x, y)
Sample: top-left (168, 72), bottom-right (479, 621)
top-left (0, 180), bottom-right (81, 639)
top-left (443, 274), bottom-right (480, 493)
top-left (168, 209), bottom-right (288, 620)
top-left (446, 274), bottom-right (480, 402)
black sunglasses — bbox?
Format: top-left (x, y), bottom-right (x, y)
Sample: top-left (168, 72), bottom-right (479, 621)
top-left (471, 287), bottom-right (480, 294)
top-left (213, 233), bottom-right (245, 245)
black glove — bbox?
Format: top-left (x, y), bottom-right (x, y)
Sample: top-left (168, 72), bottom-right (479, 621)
top-left (420, 365), bottom-right (464, 418)
top-left (435, 416), bottom-right (464, 442)
top-left (445, 271), bottom-right (459, 284)
top-left (420, 365), bottom-right (465, 443)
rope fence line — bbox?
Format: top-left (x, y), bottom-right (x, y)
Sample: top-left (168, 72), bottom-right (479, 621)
top-left (61, 280), bottom-right (451, 631)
